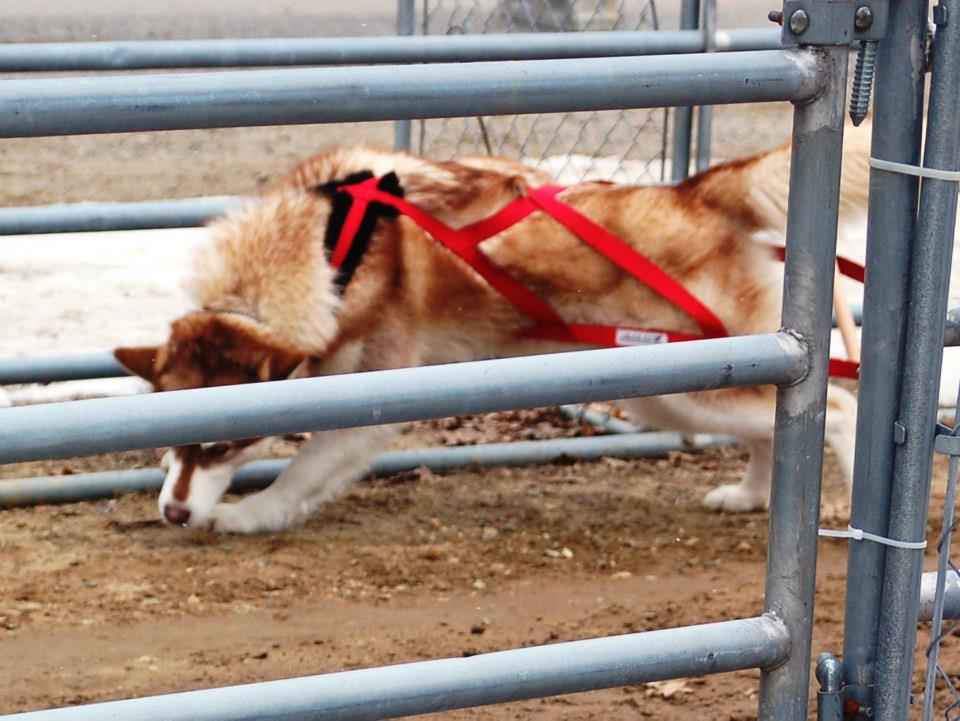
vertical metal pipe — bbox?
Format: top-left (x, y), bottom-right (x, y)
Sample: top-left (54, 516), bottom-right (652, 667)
top-left (393, 0), bottom-right (416, 151)
top-left (694, 0), bottom-right (715, 172)
top-left (922, 407), bottom-right (960, 721)
top-left (817, 653), bottom-right (844, 721)
top-left (874, 3), bottom-right (960, 717)
top-left (840, 0), bottom-right (928, 711)
top-left (757, 45), bottom-right (848, 721)
top-left (670, 0), bottom-right (699, 181)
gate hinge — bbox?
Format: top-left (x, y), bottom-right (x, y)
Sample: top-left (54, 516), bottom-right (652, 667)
top-left (774, 1), bottom-right (889, 46)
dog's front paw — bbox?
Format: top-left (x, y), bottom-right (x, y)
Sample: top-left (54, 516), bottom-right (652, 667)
top-left (702, 484), bottom-right (767, 513)
top-left (206, 498), bottom-right (292, 534)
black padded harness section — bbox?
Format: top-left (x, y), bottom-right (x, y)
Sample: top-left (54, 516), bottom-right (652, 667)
top-left (314, 171), bottom-right (404, 293)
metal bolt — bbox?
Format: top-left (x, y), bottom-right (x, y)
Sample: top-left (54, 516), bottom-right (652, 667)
top-left (844, 699), bottom-right (862, 718)
top-left (849, 40), bottom-right (878, 126)
top-left (854, 5), bottom-right (874, 32)
top-left (767, 9), bottom-right (783, 25)
top-left (788, 8), bottom-right (810, 34)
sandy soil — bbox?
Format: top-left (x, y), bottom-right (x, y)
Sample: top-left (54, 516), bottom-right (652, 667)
top-left (1, 4), bottom-right (958, 718)
top-left (1, 431), bottom-right (957, 719)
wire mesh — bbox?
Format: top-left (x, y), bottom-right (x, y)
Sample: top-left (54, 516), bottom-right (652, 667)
top-left (415, 0), bottom-right (671, 184)
top-left (924, 391), bottom-right (960, 721)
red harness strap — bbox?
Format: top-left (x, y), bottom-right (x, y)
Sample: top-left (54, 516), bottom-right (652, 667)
top-left (333, 178), bottom-right (864, 379)
top-left (767, 245), bottom-right (865, 379)
top-left (527, 187), bottom-right (728, 339)
top-left (768, 244), bottom-right (865, 284)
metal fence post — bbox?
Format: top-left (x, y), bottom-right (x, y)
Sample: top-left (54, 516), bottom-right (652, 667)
top-left (873, 1), bottom-right (960, 716)
top-left (694, 0), bottom-right (715, 172)
top-left (670, 0), bottom-right (699, 181)
top-left (393, 0), bottom-right (416, 151)
top-left (840, 1), bottom-right (928, 713)
top-left (757, 44), bottom-right (848, 721)
top-left (922, 400), bottom-right (960, 721)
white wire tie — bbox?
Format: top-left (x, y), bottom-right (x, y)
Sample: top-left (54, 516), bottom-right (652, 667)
top-left (818, 525), bottom-right (927, 550)
top-left (869, 156), bottom-right (960, 183)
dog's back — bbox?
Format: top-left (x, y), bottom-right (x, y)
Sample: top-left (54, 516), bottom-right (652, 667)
top-left (116, 133), bottom-right (870, 530)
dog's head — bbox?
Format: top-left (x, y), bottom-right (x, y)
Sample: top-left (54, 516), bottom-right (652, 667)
top-left (115, 311), bottom-right (308, 527)
top-left (114, 168), bottom-right (407, 529)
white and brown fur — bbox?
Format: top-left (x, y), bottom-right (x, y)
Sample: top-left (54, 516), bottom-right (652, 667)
top-left (115, 130), bottom-right (870, 533)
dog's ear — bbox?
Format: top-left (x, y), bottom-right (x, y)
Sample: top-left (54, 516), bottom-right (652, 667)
top-left (314, 171), bottom-right (406, 292)
top-left (194, 314), bottom-right (304, 383)
top-left (114, 346), bottom-right (161, 382)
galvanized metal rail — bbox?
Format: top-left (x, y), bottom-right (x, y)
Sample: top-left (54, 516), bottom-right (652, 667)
top-left (0, 29), bottom-right (781, 71)
top-left (839, 1), bottom-right (940, 717)
top-left (0, 197), bottom-right (241, 236)
top-left (0, 50), bottom-right (822, 138)
top-left (0, 616), bottom-right (790, 721)
top-left (0, 318), bottom-right (953, 386)
top-left (0, 431), bottom-right (737, 508)
top-left (0, 333), bottom-right (806, 463)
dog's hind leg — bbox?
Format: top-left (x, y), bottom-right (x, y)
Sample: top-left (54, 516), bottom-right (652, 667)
top-left (701, 384), bottom-right (857, 511)
top-left (702, 439), bottom-right (773, 512)
top-left (824, 383), bottom-right (857, 491)
top-left (207, 424), bottom-right (401, 533)
top-left (619, 388), bottom-right (778, 513)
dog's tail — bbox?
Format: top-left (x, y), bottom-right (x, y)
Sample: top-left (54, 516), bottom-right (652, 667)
top-left (677, 119), bottom-right (872, 233)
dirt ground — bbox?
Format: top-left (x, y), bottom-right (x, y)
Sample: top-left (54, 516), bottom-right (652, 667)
top-left (1, 5), bottom-right (958, 719)
top-left (1, 416), bottom-right (957, 720)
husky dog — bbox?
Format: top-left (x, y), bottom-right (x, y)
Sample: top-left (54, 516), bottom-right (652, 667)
top-left (115, 132), bottom-right (870, 533)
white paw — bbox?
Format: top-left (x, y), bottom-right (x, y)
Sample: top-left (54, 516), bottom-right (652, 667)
top-left (206, 498), bottom-right (292, 534)
top-left (702, 484), bottom-right (768, 513)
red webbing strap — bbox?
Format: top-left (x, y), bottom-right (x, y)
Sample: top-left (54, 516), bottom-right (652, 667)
top-left (458, 196), bottom-right (541, 243)
top-left (341, 183), bottom-right (576, 339)
top-left (829, 358), bottom-right (861, 379)
top-left (768, 245), bottom-right (864, 379)
top-left (337, 180), bottom-right (861, 377)
top-left (769, 244), bottom-right (866, 284)
top-left (527, 186), bottom-right (729, 339)
top-left (343, 184), bottom-right (713, 348)
top-left (836, 255), bottom-right (866, 284)
top-left (523, 323), bottom-right (702, 346)
top-left (329, 178), bottom-right (378, 269)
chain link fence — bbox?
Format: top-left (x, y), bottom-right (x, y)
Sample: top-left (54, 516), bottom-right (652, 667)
top-left (414, 0), bottom-right (672, 184)
top-left (924, 407), bottom-right (960, 721)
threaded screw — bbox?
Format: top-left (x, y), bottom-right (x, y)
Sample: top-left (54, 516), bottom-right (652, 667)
top-left (849, 40), bottom-right (877, 127)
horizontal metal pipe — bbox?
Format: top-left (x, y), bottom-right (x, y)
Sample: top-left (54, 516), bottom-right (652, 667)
top-left (0, 30), bottom-right (783, 72)
top-left (0, 352), bottom-right (130, 385)
top-left (558, 404), bottom-right (642, 434)
top-left (2, 615), bottom-right (789, 720)
top-left (0, 333), bottom-right (806, 463)
top-left (0, 197), bottom-right (241, 236)
top-left (0, 50), bottom-right (822, 138)
top-left (917, 570), bottom-right (960, 622)
top-left (0, 431), bottom-right (737, 508)
top-left (1, 304), bottom-right (954, 388)
top-left (1, 306), bottom-right (947, 387)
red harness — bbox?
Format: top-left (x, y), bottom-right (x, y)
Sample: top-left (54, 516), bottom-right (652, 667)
top-left (333, 176), bottom-right (863, 379)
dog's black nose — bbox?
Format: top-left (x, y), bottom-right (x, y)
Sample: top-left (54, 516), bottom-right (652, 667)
top-left (163, 503), bottom-right (191, 526)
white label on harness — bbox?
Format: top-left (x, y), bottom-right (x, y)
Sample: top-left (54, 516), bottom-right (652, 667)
top-left (615, 329), bottom-right (668, 346)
